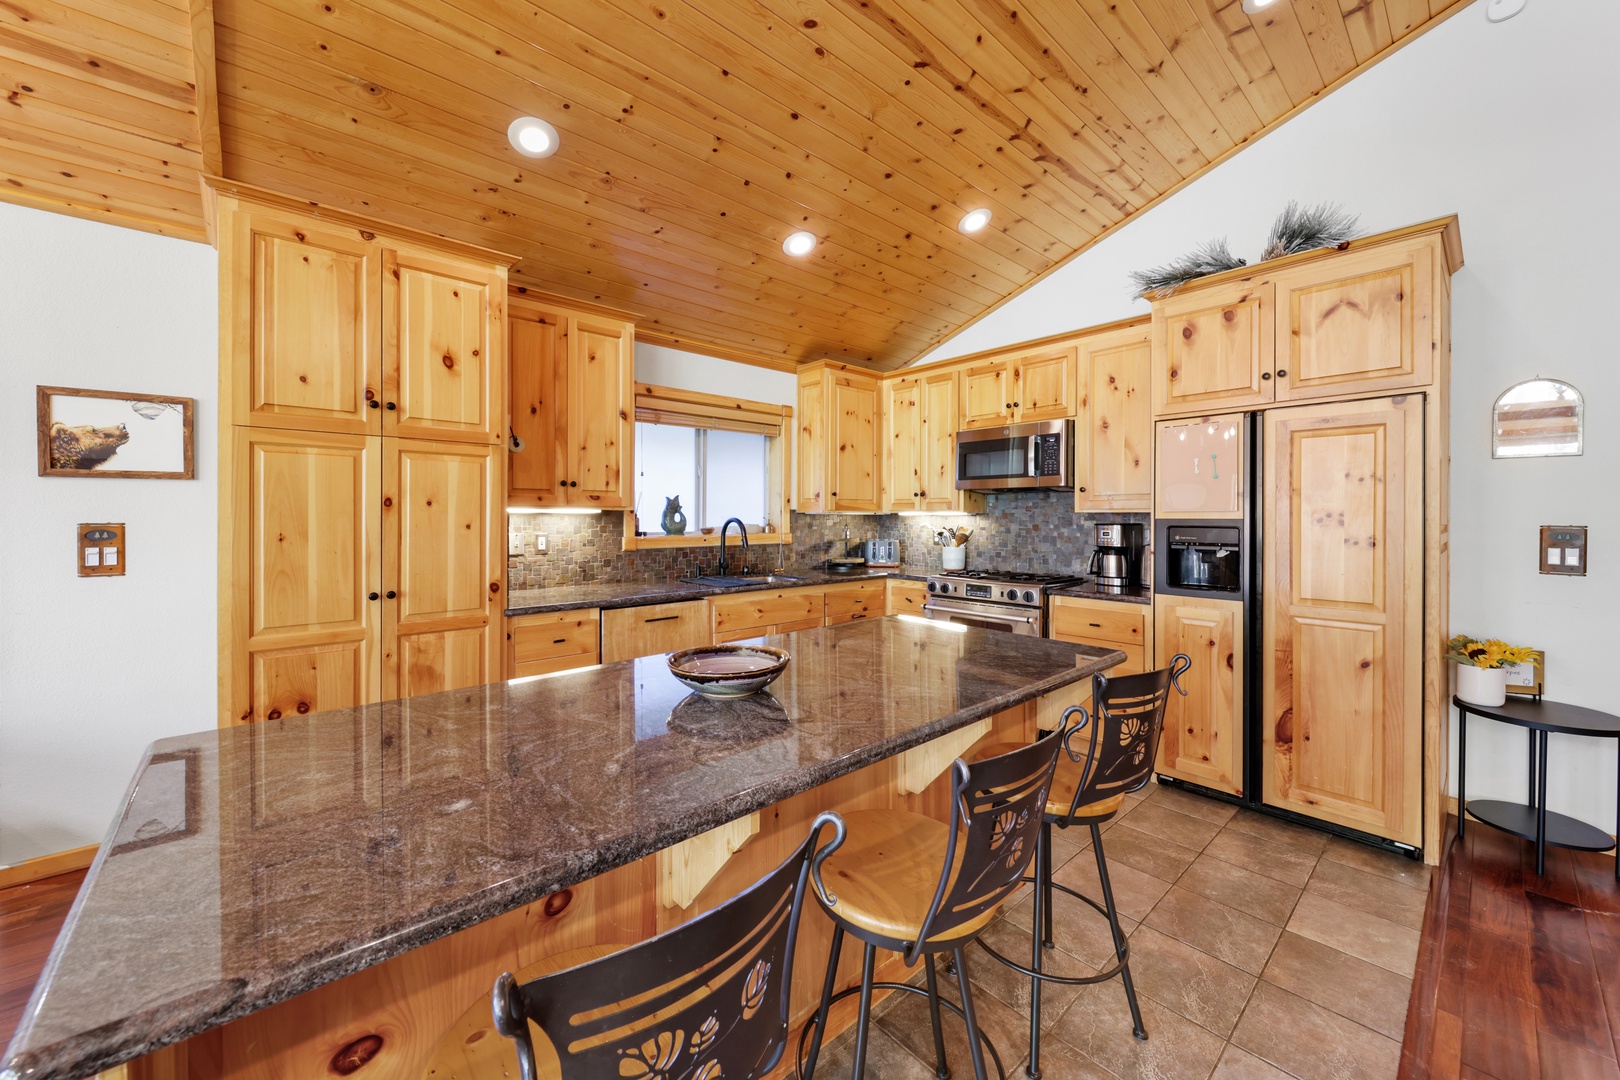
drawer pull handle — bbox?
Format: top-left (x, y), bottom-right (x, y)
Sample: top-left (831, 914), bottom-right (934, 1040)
top-left (1089, 622), bottom-right (1102, 627)
top-left (553, 637), bottom-right (567, 644)
top-left (644, 615), bottom-right (680, 623)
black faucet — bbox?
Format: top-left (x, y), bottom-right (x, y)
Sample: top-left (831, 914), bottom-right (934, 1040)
top-left (717, 518), bottom-right (750, 577)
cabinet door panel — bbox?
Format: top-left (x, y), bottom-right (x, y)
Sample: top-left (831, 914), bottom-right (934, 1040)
top-left (831, 377), bottom-right (879, 512)
top-left (384, 249), bottom-right (503, 443)
top-left (508, 306), bottom-right (565, 499)
top-left (795, 372), bottom-right (827, 510)
top-left (601, 602), bottom-right (707, 663)
top-left (883, 379), bottom-right (922, 511)
top-left (920, 371), bottom-right (974, 511)
top-left (1077, 327), bottom-right (1151, 511)
top-left (383, 439), bottom-right (501, 699)
top-left (1013, 347), bottom-right (1075, 421)
top-left (1154, 283), bottom-right (1274, 415)
top-left (230, 429), bottom-right (382, 725)
top-left (566, 316), bottom-right (634, 505)
top-left (1263, 396), bottom-right (1422, 844)
top-left (1049, 597), bottom-right (1147, 649)
top-left (1154, 597), bottom-right (1244, 796)
top-left (236, 211), bottom-right (381, 434)
top-left (886, 579), bottom-right (928, 617)
top-left (1277, 243), bottom-right (1433, 402)
top-left (959, 361), bottom-right (1010, 429)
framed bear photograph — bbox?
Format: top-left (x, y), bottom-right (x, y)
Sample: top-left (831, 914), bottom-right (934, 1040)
top-left (37, 385), bottom-right (194, 479)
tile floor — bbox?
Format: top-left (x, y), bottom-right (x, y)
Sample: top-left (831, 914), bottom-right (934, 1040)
top-left (813, 779), bottom-right (1431, 1080)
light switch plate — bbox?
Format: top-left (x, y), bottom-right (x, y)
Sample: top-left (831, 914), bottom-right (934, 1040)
top-left (508, 528), bottom-right (523, 557)
top-left (534, 534), bottom-right (547, 553)
top-left (1539, 525), bottom-right (1587, 576)
top-left (78, 523), bottom-right (126, 577)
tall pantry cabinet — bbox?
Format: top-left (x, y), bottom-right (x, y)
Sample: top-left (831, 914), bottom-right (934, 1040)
top-left (213, 183), bottom-right (513, 727)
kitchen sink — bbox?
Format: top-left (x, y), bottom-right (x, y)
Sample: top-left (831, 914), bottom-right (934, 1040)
top-left (682, 574), bottom-right (804, 588)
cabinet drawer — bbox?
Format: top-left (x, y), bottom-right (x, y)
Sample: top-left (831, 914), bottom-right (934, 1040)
top-left (507, 609), bottom-right (600, 678)
top-left (1049, 598), bottom-right (1147, 648)
top-left (824, 582), bottom-right (884, 625)
top-left (711, 589), bottom-right (825, 637)
top-left (886, 578), bottom-right (928, 616)
top-left (601, 601), bottom-right (709, 663)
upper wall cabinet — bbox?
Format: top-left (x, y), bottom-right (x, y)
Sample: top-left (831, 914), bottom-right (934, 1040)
top-left (1075, 323), bottom-right (1152, 512)
top-left (798, 361), bottom-right (880, 513)
top-left (881, 370), bottom-right (984, 514)
top-left (219, 194), bottom-right (507, 442)
top-left (507, 295), bottom-right (634, 510)
top-left (1151, 219), bottom-right (1460, 418)
top-left (959, 345), bottom-right (1076, 429)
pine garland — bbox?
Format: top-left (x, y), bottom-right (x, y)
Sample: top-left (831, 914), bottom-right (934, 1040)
top-left (1128, 238), bottom-right (1247, 300)
top-left (1260, 201), bottom-right (1361, 262)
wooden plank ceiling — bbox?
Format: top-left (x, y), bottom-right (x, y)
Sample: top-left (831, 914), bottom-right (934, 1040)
top-left (3, 0), bottom-right (1469, 368)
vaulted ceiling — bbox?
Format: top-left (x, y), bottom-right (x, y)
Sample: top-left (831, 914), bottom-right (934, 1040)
top-left (2, 0), bottom-right (1470, 368)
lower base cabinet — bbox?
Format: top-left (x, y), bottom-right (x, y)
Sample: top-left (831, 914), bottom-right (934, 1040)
top-left (601, 601), bottom-right (710, 663)
top-left (711, 588), bottom-right (826, 643)
top-left (506, 609), bottom-right (600, 678)
top-left (824, 580), bottom-right (884, 625)
top-left (1153, 596), bottom-right (1244, 797)
top-left (1042, 596), bottom-right (1151, 731)
top-left (885, 578), bottom-right (928, 617)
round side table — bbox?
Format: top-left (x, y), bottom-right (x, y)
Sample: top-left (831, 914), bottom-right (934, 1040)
top-left (1454, 695), bottom-right (1620, 878)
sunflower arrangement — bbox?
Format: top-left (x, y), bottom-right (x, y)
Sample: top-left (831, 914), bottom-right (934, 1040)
top-left (1446, 634), bottom-right (1539, 670)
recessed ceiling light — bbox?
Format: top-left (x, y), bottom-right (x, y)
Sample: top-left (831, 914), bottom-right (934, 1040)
top-left (959, 208), bottom-right (992, 233)
top-left (507, 116), bottom-right (559, 158)
top-left (1240, 0), bottom-right (1280, 12)
top-left (783, 231), bottom-right (817, 257)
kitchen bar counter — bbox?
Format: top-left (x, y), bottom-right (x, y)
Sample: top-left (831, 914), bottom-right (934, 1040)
top-left (2, 619), bottom-right (1122, 1080)
top-left (504, 566), bottom-right (931, 616)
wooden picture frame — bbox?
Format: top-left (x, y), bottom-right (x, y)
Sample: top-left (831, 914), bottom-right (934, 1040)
top-left (1504, 649), bottom-right (1545, 698)
top-left (37, 385), bottom-right (195, 479)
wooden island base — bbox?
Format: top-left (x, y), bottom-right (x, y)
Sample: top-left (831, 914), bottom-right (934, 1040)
top-left (107, 704), bottom-right (1036, 1080)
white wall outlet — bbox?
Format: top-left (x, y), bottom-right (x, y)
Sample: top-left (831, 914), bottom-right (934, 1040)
top-left (534, 534), bottom-right (547, 553)
top-left (508, 528), bottom-right (523, 557)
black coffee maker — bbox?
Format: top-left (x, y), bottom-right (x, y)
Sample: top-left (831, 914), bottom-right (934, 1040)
top-left (1087, 523), bottom-right (1144, 591)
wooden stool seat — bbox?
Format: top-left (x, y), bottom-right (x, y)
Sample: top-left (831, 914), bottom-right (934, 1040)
top-left (818, 808), bottom-right (998, 945)
top-left (970, 741), bottom-right (1125, 821)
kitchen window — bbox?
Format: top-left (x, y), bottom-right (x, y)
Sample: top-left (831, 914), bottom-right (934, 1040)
top-left (622, 384), bottom-right (793, 551)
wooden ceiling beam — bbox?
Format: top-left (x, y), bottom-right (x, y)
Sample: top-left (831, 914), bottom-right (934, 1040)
top-left (186, 0), bottom-right (220, 175)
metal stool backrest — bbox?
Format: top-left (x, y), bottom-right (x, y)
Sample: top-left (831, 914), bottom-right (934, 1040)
top-left (493, 812), bottom-right (845, 1080)
top-left (1059, 655), bottom-right (1192, 821)
top-left (827, 724), bottom-right (1064, 965)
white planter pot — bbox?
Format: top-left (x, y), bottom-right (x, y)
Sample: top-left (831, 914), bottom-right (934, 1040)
top-left (1456, 664), bottom-right (1509, 707)
top-left (941, 546), bottom-right (966, 571)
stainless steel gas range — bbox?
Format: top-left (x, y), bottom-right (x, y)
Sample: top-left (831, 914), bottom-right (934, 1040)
top-left (922, 570), bottom-right (1085, 637)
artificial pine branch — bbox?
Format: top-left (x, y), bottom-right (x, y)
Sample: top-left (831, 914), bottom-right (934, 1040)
top-left (1260, 201), bottom-right (1361, 262)
top-left (1128, 238), bottom-right (1247, 300)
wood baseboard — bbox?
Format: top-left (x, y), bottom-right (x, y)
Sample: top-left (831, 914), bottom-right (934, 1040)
top-left (0, 844), bottom-right (98, 890)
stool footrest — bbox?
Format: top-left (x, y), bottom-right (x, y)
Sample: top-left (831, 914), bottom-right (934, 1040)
top-left (796, 978), bottom-right (1008, 1080)
top-left (977, 879), bottom-right (1130, 985)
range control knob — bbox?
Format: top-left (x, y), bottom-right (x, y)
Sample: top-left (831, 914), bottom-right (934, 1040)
top-left (927, 581), bottom-right (937, 593)
top-left (1023, 590), bottom-right (1035, 603)
top-left (1006, 588), bottom-right (1019, 601)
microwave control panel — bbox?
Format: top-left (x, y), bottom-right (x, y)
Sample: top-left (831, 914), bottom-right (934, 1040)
top-left (1036, 434), bottom-right (1064, 476)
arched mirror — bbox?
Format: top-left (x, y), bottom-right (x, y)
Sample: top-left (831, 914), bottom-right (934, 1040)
top-left (1492, 378), bottom-right (1583, 458)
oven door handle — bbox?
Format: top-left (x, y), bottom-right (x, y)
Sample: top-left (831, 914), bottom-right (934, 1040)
top-left (924, 601), bottom-right (1040, 628)
top-left (1027, 436), bottom-right (1037, 478)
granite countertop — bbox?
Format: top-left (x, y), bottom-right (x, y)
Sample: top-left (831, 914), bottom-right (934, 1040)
top-left (1049, 580), bottom-right (1153, 606)
top-left (2, 620), bottom-right (1122, 1080)
top-left (504, 566), bottom-right (932, 616)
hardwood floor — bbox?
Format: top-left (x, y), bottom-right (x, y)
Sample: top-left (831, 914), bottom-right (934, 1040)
top-left (0, 870), bottom-right (85, 1049)
top-left (1402, 818), bottom-right (1620, 1080)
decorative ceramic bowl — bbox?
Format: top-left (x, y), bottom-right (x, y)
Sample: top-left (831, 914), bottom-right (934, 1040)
top-left (667, 645), bottom-right (790, 699)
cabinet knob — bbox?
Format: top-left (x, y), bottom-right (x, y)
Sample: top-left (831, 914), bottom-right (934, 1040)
top-left (1078, 486), bottom-right (1087, 492)
top-left (831, 491), bottom-right (837, 497)
top-left (1276, 368), bottom-right (1288, 378)
top-left (1260, 372), bottom-right (1272, 381)
top-left (368, 400), bottom-right (380, 410)
top-left (1013, 401), bottom-right (1020, 408)
top-left (368, 591), bottom-right (379, 601)
top-left (568, 480), bottom-right (577, 487)
top-left (385, 401), bottom-right (397, 410)
top-left (385, 590), bottom-right (397, 599)
top-left (1005, 402), bottom-right (1012, 409)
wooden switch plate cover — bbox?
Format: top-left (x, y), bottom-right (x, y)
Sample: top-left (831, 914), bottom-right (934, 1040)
top-left (78, 523), bottom-right (126, 577)
top-left (1539, 525), bottom-right (1586, 576)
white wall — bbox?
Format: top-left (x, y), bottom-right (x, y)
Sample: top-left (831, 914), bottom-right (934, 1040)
top-left (635, 341), bottom-right (797, 406)
top-left (0, 203), bottom-right (218, 866)
top-left (919, 0), bottom-right (1620, 834)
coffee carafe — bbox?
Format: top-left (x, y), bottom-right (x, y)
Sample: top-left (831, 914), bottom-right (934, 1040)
top-left (1086, 523), bottom-right (1145, 591)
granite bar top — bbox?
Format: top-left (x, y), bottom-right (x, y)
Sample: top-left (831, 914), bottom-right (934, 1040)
top-left (2, 619), bottom-right (1122, 1080)
top-left (1049, 580), bottom-right (1153, 606)
top-left (504, 566), bottom-right (931, 617)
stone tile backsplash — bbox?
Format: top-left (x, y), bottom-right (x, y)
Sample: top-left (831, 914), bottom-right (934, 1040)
top-left (507, 493), bottom-right (1149, 588)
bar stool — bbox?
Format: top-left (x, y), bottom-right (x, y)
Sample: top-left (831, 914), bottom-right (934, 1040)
top-left (968, 656), bottom-right (1189, 1078)
top-left (491, 811), bottom-right (844, 1080)
top-left (799, 724), bottom-right (1070, 1080)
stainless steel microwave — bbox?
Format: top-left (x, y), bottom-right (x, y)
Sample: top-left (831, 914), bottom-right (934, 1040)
top-left (955, 419), bottom-right (1074, 491)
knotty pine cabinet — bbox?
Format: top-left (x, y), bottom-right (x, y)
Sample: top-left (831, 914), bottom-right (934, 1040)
top-left (711, 587), bottom-right (827, 644)
top-left (507, 609), bottom-right (601, 678)
top-left (1261, 396), bottom-right (1425, 846)
top-left (796, 362), bottom-right (880, 513)
top-left (1152, 219), bottom-right (1459, 419)
top-left (881, 370), bottom-right (984, 514)
top-left (1153, 595), bottom-right (1245, 798)
top-left (1074, 324), bottom-right (1153, 511)
top-left (601, 601), bottom-right (710, 664)
top-left (958, 345), bottom-right (1076, 429)
top-left (824, 580), bottom-right (885, 625)
top-left (1039, 596), bottom-right (1151, 731)
top-left (215, 185), bottom-right (513, 728)
top-left (507, 294), bottom-right (635, 509)
top-left (886, 578), bottom-right (928, 617)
